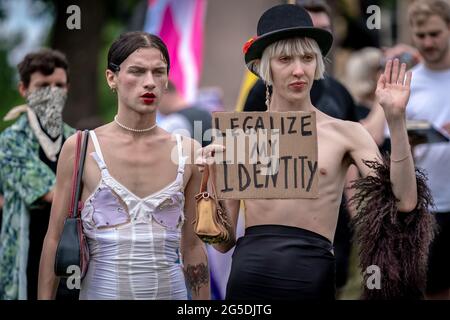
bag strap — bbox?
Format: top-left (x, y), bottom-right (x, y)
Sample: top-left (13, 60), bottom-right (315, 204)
top-left (68, 131), bottom-right (82, 218)
top-left (69, 130), bottom-right (89, 218)
top-left (209, 165), bottom-right (219, 199)
top-left (199, 165), bottom-right (220, 202)
top-left (199, 165), bottom-right (209, 193)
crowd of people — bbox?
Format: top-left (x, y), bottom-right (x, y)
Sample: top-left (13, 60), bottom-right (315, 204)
top-left (0, 0), bottom-right (449, 300)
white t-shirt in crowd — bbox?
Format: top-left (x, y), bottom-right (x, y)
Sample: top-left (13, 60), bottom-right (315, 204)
top-left (406, 63), bottom-right (450, 212)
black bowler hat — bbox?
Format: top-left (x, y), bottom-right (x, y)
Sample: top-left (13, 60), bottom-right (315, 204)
top-left (243, 4), bottom-right (333, 67)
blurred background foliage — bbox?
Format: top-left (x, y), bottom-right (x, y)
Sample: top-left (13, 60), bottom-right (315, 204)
top-left (0, 0), bottom-right (403, 132)
top-left (0, 0), bottom-right (142, 131)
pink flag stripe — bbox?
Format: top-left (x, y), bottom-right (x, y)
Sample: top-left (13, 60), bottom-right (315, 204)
top-left (159, 4), bottom-right (185, 97)
top-left (144, 0), bottom-right (205, 102)
top-left (191, 0), bottom-right (205, 81)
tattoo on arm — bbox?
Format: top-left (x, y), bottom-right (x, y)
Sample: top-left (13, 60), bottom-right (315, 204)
top-left (184, 263), bottom-right (209, 296)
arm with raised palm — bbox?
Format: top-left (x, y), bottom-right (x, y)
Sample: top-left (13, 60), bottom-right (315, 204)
top-left (376, 58), bottom-right (417, 212)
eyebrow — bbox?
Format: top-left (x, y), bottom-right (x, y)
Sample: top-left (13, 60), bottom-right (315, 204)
top-left (415, 30), bottom-right (442, 36)
top-left (127, 64), bottom-right (167, 72)
top-left (128, 64), bottom-right (167, 70)
top-left (35, 81), bottom-right (67, 86)
top-left (127, 65), bottom-right (146, 70)
top-left (35, 80), bottom-right (51, 84)
top-left (153, 66), bottom-right (167, 71)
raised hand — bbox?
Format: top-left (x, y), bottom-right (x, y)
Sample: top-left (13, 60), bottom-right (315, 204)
top-left (376, 58), bottom-right (412, 119)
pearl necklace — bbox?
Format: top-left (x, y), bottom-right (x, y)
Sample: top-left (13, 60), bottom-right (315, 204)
top-left (114, 115), bottom-right (157, 133)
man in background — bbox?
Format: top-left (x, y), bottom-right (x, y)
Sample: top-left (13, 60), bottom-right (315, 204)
top-left (406, 0), bottom-right (450, 300)
top-left (0, 49), bottom-right (75, 300)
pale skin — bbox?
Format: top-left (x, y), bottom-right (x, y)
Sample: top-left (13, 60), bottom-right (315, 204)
top-left (18, 67), bottom-right (70, 204)
top-left (198, 49), bottom-right (417, 252)
top-left (38, 47), bottom-right (209, 299)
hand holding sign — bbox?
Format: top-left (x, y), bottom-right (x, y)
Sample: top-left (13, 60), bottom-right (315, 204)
top-left (195, 144), bottom-right (226, 173)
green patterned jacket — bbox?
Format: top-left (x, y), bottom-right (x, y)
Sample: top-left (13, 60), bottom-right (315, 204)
top-left (0, 114), bottom-right (75, 300)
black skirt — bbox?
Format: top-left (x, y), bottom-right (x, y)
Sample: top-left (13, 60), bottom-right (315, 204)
top-left (226, 225), bottom-right (336, 300)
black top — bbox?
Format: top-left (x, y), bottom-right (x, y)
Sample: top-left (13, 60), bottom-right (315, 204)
top-left (27, 134), bottom-right (65, 299)
top-left (177, 106), bottom-right (212, 147)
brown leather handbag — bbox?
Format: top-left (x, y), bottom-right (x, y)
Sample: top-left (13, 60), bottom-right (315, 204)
top-left (194, 165), bottom-right (230, 244)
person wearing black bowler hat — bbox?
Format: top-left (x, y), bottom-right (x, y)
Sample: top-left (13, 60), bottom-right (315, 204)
top-left (242, 0), bottom-right (360, 296)
top-left (197, 4), bottom-right (434, 300)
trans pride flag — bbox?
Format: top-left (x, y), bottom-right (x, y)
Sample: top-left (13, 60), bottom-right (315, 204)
top-left (144, 0), bottom-right (206, 103)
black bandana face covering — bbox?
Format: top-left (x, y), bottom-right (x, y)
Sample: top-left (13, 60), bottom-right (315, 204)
top-left (26, 86), bottom-right (67, 138)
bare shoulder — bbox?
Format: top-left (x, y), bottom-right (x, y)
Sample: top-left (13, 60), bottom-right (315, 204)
top-left (60, 132), bottom-right (79, 160)
top-left (342, 120), bottom-right (375, 150)
top-left (316, 113), bottom-right (377, 163)
top-left (341, 120), bottom-right (370, 138)
top-left (57, 131), bottom-right (81, 179)
top-left (332, 120), bottom-right (380, 167)
top-left (177, 136), bottom-right (201, 187)
top-left (323, 116), bottom-right (372, 143)
top-left (179, 135), bottom-right (201, 164)
top-left (181, 135), bottom-right (201, 150)
top-left (90, 123), bottom-right (116, 140)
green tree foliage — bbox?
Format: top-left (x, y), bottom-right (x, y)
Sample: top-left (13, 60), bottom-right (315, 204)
top-left (0, 0), bottom-right (142, 132)
top-left (0, 48), bottom-right (22, 132)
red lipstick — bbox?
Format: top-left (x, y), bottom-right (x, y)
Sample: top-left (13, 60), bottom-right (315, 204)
top-left (141, 92), bottom-right (156, 104)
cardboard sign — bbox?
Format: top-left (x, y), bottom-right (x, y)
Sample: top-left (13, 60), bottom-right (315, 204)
top-left (212, 111), bottom-right (318, 199)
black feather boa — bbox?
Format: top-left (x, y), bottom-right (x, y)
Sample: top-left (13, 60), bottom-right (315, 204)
top-left (349, 156), bottom-right (436, 300)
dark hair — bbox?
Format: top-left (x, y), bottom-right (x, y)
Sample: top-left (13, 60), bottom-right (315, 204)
top-left (107, 31), bottom-right (170, 74)
top-left (408, 0), bottom-right (450, 26)
top-left (296, 0), bottom-right (331, 19)
top-left (17, 48), bottom-right (69, 88)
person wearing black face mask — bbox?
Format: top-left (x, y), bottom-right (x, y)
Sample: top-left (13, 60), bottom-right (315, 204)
top-left (0, 49), bottom-right (75, 300)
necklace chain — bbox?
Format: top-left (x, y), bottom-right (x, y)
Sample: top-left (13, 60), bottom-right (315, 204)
top-left (114, 115), bottom-right (157, 133)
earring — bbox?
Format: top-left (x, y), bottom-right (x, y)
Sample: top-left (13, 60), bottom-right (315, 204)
top-left (265, 84), bottom-right (271, 110)
top-left (111, 86), bottom-right (116, 93)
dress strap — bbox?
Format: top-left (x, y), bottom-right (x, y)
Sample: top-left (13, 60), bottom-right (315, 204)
top-left (89, 131), bottom-right (107, 170)
top-left (175, 134), bottom-right (186, 174)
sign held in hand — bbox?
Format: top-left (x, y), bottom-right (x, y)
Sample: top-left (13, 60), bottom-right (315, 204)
top-left (212, 111), bottom-right (319, 199)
